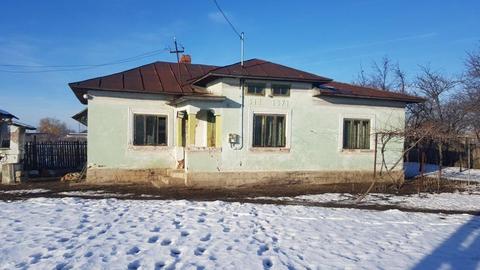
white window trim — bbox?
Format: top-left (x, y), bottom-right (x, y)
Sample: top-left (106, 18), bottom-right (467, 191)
top-left (338, 113), bottom-right (376, 153)
top-left (127, 108), bottom-right (172, 150)
top-left (248, 108), bottom-right (292, 151)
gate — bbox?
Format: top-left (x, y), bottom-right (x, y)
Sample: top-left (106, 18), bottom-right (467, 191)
top-left (24, 141), bottom-right (87, 171)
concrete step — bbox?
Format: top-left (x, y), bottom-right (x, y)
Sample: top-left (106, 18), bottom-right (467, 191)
top-left (151, 175), bottom-right (185, 188)
top-left (167, 169), bottom-right (186, 179)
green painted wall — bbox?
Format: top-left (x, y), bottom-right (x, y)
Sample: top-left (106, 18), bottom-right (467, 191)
top-left (186, 78), bottom-right (406, 172)
top-left (87, 91), bottom-right (177, 169)
top-left (87, 79), bottom-right (406, 173)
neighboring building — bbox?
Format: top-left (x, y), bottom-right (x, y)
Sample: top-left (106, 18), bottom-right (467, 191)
top-left (0, 109), bottom-right (35, 184)
top-left (25, 131), bottom-right (87, 142)
top-left (68, 58), bottom-right (423, 187)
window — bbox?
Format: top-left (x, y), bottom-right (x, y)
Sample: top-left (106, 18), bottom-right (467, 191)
top-left (0, 122), bottom-right (10, 148)
top-left (133, 114), bottom-right (167, 146)
top-left (246, 83), bottom-right (266, 96)
top-left (343, 119), bottom-right (370, 149)
top-left (253, 114), bottom-right (286, 147)
top-left (206, 111), bottom-right (216, 147)
top-left (271, 84), bottom-right (290, 96)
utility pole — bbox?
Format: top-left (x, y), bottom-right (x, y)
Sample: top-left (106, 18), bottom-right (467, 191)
top-left (169, 37), bottom-right (185, 80)
top-left (169, 37), bottom-right (185, 63)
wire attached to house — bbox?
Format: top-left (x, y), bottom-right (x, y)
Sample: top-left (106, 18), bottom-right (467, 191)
top-left (212, 0), bottom-right (242, 39)
top-left (0, 48), bottom-right (168, 73)
top-left (211, 0), bottom-right (245, 66)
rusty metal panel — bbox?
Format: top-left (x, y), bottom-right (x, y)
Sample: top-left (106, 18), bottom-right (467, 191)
top-left (155, 63), bottom-right (182, 93)
top-left (100, 72), bottom-right (124, 90)
top-left (140, 64), bottom-right (163, 92)
top-left (323, 82), bottom-right (424, 103)
top-left (123, 68), bottom-right (144, 91)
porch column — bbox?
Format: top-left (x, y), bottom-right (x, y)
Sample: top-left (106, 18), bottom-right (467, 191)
top-left (176, 112), bottom-right (184, 147)
top-left (187, 113), bottom-right (197, 146)
top-left (215, 114), bottom-right (222, 147)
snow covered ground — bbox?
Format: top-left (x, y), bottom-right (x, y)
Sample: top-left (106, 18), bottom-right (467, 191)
top-left (404, 162), bottom-right (480, 182)
top-left (292, 191), bottom-right (480, 211)
top-left (59, 190), bottom-right (134, 198)
top-left (0, 189), bottom-right (50, 195)
top-left (1, 197), bottom-right (479, 269)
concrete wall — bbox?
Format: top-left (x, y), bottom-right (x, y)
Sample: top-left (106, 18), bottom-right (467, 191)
top-left (86, 78), bottom-right (406, 183)
top-left (186, 78), bottom-right (405, 173)
top-left (0, 125), bottom-right (26, 184)
top-left (87, 91), bottom-right (177, 170)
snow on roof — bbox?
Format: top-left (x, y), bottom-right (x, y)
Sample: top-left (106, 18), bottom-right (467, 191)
top-left (0, 109), bottom-right (18, 119)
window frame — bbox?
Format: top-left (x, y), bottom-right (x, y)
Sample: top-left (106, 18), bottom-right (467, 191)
top-left (271, 84), bottom-right (291, 97)
top-left (252, 113), bottom-right (287, 148)
top-left (132, 113), bottom-right (168, 147)
top-left (245, 82), bottom-right (266, 96)
top-left (342, 118), bottom-right (371, 150)
top-left (0, 122), bottom-right (10, 149)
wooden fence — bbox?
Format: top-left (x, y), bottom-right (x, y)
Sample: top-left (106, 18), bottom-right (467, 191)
top-left (406, 140), bottom-right (479, 169)
top-left (24, 141), bottom-right (87, 171)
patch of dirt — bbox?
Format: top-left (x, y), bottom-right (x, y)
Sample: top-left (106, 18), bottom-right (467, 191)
top-left (1, 178), bottom-right (479, 215)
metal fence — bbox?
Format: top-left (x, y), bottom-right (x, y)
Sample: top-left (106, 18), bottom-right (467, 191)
top-left (24, 141), bottom-right (87, 171)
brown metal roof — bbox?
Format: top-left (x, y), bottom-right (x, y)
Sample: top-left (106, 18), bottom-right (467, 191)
top-left (69, 61), bottom-right (219, 104)
top-left (69, 59), bottom-right (424, 104)
top-left (192, 58), bottom-right (332, 86)
top-left (318, 81), bottom-right (425, 103)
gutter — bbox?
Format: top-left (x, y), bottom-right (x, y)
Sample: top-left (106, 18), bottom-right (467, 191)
top-left (315, 91), bottom-right (425, 104)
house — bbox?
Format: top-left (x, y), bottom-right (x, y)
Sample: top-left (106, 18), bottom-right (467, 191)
top-left (0, 109), bottom-right (35, 184)
top-left (68, 57), bottom-right (423, 187)
top-left (25, 131), bottom-right (87, 142)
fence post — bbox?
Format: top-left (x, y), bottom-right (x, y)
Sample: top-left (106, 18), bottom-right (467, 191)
top-left (373, 133), bottom-right (378, 179)
top-left (32, 137), bottom-right (37, 170)
top-left (467, 137), bottom-right (471, 169)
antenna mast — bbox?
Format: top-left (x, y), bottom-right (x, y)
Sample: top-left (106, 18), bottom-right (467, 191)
top-left (212, 0), bottom-right (244, 67)
top-left (241, 32), bottom-right (245, 67)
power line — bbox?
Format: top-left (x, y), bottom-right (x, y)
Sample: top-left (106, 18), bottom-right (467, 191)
top-left (212, 0), bottom-right (241, 38)
top-left (211, 0), bottom-right (245, 66)
top-left (0, 48), bottom-right (168, 73)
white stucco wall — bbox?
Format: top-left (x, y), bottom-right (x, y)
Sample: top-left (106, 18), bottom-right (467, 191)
top-left (87, 91), bottom-right (177, 169)
top-left (86, 78), bottom-right (406, 173)
top-left (0, 125), bottom-right (24, 165)
top-left (186, 78), bottom-right (406, 172)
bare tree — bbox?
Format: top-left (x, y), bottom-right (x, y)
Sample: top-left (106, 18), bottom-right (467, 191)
top-left (356, 123), bottom-right (438, 203)
top-left (38, 118), bottom-right (73, 140)
top-left (353, 56), bottom-right (409, 93)
top-left (413, 66), bottom-right (460, 133)
top-left (411, 67), bottom-right (464, 186)
top-left (462, 46), bottom-right (480, 140)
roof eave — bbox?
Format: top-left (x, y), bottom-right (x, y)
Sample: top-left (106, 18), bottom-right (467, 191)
top-left (192, 73), bottom-right (333, 87)
top-left (69, 86), bottom-right (192, 105)
top-left (11, 120), bottom-right (36, 130)
top-left (168, 95), bottom-right (227, 106)
top-left (315, 91), bottom-right (425, 104)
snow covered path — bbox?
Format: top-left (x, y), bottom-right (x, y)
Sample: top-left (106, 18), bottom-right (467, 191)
top-left (0, 198), bottom-right (479, 270)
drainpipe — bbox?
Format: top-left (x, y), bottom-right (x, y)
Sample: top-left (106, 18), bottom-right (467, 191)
top-left (234, 78), bottom-right (245, 150)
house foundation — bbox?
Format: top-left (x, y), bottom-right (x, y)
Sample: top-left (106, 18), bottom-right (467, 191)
top-left (86, 168), bottom-right (403, 189)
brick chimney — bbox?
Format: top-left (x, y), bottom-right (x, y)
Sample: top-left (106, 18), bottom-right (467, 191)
top-left (180, 54), bottom-right (191, 64)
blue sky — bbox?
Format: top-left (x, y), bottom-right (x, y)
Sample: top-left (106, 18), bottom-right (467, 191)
top-left (1, 0), bottom-right (479, 129)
